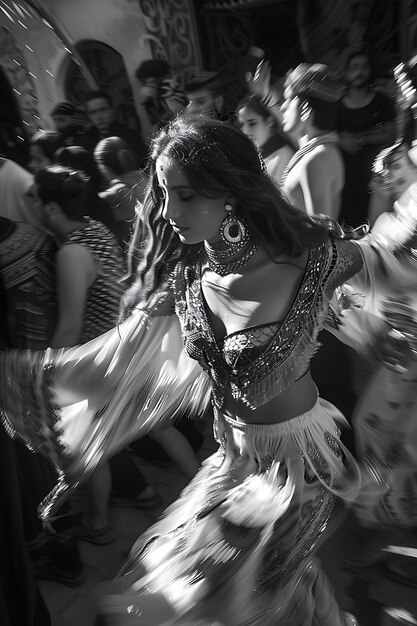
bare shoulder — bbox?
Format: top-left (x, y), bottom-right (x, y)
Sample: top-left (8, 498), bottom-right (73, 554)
top-left (305, 144), bottom-right (343, 179)
top-left (305, 142), bottom-right (341, 164)
top-left (58, 242), bottom-right (92, 262)
top-left (57, 243), bottom-right (95, 277)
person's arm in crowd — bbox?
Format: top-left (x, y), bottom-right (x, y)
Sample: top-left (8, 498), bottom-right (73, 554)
top-left (246, 59), bottom-right (283, 125)
top-left (50, 244), bottom-right (95, 348)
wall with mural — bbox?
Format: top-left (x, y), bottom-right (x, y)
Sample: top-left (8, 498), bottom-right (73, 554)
top-left (0, 0), bottom-right (202, 138)
top-left (197, 0), bottom-right (404, 108)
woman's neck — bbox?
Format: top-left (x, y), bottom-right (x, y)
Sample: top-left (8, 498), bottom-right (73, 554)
top-left (304, 120), bottom-right (335, 142)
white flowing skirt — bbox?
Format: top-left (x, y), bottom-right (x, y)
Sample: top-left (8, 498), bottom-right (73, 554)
top-left (98, 398), bottom-right (361, 626)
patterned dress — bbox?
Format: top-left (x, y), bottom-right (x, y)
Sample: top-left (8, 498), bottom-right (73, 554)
top-left (63, 218), bottom-right (126, 342)
top-left (0, 221), bottom-right (56, 348)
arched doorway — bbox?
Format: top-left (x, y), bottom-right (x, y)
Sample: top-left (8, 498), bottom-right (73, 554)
top-left (64, 40), bottom-right (141, 132)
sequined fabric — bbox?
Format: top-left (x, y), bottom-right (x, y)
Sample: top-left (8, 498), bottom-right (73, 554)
top-left (175, 237), bottom-right (363, 410)
top-left (106, 399), bottom-right (360, 625)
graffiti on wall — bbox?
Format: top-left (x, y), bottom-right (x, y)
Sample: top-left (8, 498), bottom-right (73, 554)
top-left (0, 24), bottom-right (40, 135)
top-left (138, 0), bottom-right (200, 86)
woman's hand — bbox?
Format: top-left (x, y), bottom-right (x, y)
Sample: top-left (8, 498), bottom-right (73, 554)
top-left (246, 59), bottom-right (272, 99)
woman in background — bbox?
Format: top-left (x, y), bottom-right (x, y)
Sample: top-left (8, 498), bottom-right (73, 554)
top-left (54, 145), bottom-right (124, 252)
top-left (237, 93), bottom-right (295, 185)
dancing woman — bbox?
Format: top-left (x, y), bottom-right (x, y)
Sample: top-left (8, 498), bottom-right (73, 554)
top-left (1, 116), bottom-right (417, 625)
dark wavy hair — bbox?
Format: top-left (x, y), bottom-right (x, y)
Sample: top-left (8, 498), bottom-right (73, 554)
top-left (55, 145), bottom-right (101, 193)
top-left (285, 64), bottom-right (342, 131)
top-left (35, 165), bottom-right (89, 220)
top-left (94, 136), bottom-right (137, 177)
top-left (126, 115), bottom-right (364, 310)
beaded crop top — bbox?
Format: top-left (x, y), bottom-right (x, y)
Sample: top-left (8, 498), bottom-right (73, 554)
top-left (173, 237), bottom-right (363, 411)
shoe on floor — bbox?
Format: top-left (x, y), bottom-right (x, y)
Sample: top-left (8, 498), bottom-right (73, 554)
top-left (70, 520), bottom-right (116, 545)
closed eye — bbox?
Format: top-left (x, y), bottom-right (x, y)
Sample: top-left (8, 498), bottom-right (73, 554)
top-left (178, 193), bottom-right (194, 201)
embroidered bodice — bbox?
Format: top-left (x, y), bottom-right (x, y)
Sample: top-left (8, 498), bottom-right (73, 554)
top-left (175, 237), bottom-right (363, 410)
top-left (219, 321), bottom-right (283, 369)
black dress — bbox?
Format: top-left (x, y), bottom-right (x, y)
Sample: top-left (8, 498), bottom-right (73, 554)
top-left (336, 91), bottom-right (395, 227)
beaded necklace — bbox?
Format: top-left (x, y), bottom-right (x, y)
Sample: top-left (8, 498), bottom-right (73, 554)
top-left (204, 233), bottom-right (257, 276)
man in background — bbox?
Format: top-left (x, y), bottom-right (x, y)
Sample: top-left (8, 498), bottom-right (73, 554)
top-left (336, 49), bottom-right (396, 226)
top-left (85, 90), bottom-right (148, 167)
top-left (185, 71), bottom-right (227, 119)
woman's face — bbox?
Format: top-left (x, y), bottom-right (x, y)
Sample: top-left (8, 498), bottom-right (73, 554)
top-left (156, 158), bottom-right (228, 244)
top-left (281, 84), bottom-right (302, 134)
top-left (237, 106), bottom-right (273, 148)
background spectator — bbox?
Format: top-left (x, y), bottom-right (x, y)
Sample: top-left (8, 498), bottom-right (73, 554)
top-left (135, 59), bottom-right (187, 133)
top-left (85, 90), bottom-right (148, 168)
top-left (50, 101), bottom-right (90, 149)
top-left (185, 71), bottom-right (227, 119)
top-left (29, 130), bottom-right (63, 175)
top-left (336, 49), bottom-right (396, 227)
top-left (280, 63), bottom-right (345, 220)
top-left (54, 145), bottom-right (124, 251)
top-left (95, 136), bottom-right (146, 253)
top-left (237, 93), bottom-right (295, 185)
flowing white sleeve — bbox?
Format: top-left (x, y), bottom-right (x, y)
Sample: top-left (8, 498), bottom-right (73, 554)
top-left (0, 310), bottom-right (212, 521)
top-left (325, 183), bottom-right (417, 354)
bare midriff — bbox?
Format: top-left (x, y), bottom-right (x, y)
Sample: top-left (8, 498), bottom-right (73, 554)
top-left (221, 369), bottom-right (318, 425)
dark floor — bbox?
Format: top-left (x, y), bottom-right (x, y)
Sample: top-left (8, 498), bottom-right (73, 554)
top-left (38, 417), bottom-right (417, 626)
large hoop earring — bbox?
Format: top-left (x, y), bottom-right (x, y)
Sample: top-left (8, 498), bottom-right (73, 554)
top-left (300, 103), bottom-right (311, 122)
top-left (220, 213), bottom-right (249, 246)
